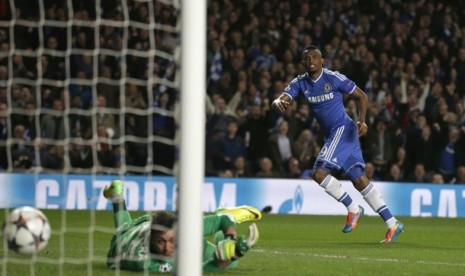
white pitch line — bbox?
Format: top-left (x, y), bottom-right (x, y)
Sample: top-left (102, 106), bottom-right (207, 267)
top-left (254, 249), bottom-right (465, 267)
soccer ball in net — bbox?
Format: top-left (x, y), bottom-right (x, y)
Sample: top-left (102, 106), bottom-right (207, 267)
top-left (2, 206), bottom-right (51, 254)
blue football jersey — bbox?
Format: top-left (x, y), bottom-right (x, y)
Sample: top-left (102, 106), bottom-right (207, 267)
top-left (283, 68), bottom-right (356, 134)
top-left (282, 68), bottom-right (365, 177)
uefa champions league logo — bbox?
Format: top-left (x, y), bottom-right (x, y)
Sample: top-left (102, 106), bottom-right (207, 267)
top-left (294, 185), bottom-right (304, 213)
top-left (278, 185), bottom-right (304, 214)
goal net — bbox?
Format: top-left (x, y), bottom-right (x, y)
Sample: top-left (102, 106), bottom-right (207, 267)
top-left (0, 0), bottom-right (196, 275)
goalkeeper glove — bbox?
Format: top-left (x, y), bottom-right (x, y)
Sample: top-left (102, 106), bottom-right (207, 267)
top-left (215, 238), bottom-right (236, 261)
top-left (215, 223), bottom-right (260, 261)
top-left (235, 223), bottom-right (259, 258)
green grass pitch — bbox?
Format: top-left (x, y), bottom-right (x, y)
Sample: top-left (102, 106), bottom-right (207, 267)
top-left (1, 210), bottom-right (465, 275)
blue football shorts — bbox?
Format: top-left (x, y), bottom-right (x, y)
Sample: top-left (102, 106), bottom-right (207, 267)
top-left (313, 121), bottom-right (365, 180)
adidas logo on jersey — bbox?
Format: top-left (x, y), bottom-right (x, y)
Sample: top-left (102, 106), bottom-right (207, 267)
top-left (332, 157), bottom-right (338, 163)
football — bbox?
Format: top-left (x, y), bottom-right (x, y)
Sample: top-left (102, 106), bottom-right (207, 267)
top-left (2, 206), bottom-right (51, 254)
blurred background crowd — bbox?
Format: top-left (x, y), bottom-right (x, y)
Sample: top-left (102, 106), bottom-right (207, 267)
top-left (1, 0), bottom-right (465, 184)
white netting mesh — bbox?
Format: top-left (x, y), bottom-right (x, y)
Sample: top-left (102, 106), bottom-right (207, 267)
top-left (1, 0), bottom-right (180, 275)
top-left (0, 0), bottom-right (179, 176)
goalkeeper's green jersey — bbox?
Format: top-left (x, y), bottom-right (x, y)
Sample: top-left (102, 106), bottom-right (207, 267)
top-left (106, 212), bottom-right (236, 273)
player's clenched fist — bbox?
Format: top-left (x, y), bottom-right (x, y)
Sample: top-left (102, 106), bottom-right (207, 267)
top-left (356, 121), bottom-right (368, 137)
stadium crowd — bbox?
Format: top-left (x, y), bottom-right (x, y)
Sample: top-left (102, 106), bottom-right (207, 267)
top-left (1, 0), bottom-right (465, 184)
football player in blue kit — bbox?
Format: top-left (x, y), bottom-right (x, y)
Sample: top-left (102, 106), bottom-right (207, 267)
top-left (271, 45), bottom-right (404, 243)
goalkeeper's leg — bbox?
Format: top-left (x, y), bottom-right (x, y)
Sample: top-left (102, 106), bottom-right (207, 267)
top-left (103, 180), bottom-right (132, 229)
top-left (215, 205), bottom-right (262, 224)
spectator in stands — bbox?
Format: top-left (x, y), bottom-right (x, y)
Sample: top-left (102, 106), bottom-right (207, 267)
top-left (211, 120), bottom-right (247, 172)
top-left (41, 145), bottom-right (65, 171)
top-left (153, 92), bottom-right (174, 138)
top-left (125, 114), bottom-right (147, 168)
top-left (12, 54), bottom-right (34, 79)
top-left (113, 146), bottom-right (126, 171)
top-left (431, 173), bottom-right (445, 185)
top-left (69, 70), bottom-right (92, 109)
top-left (438, 127), bottom-right (460, 182)
top-left (97, 67), bottom-right (119, 108)
top-left (69, 93), bottom-right (91, 139)
top-left (254, 42), bottom-right (277, 72)
top-left (231, 156), bottom-right (252, 178)
top-left (255, 157), bottom-right (279, 178)
top-left (239, 105), bottom-right (271, 170)
top-left (412, 124), bottom-right (439, 174)
top-left (41, 55), bottom-right (63, 80)
top-left (96, 95), bottom-right (117, 137)
top-left (365, 162), bottom-right (381, 181)
top-left (125, 83), bottom-right (147, 109)
top-left (71, 54), bottom-right (93, 78)
top-left (11, 101), bottom-right (38, 141)
top-left (385, 164), bottom-right (403, 182)
top-left (207, 38), bottom-right (224, 93)
top-left (283, 157), bottom-right (302, 179)
top-left (292, 129), bottom-right (317, 172)
top-left (69, 138), bottom-right (93, 170)
top-left (17, 86), bottom-right (34, 108)
top-left (407, 163), bottom-right (431, 184)
top-left (390, 147), bottom-right (408, 181)
top-left (268, 119), bottom-right (293, 174)
top-left (206, 94), bottom-right (238, 135)
top-left (97, 126), bottom-right (115, 169)
top-left (40, 98), bottom-right (65, 140)
top-left (11, 124), bottom-right (34, 170)
top-left (451, 165), bottom-right (465, 184)
top-left (364, 118), bottom-right (399, 178)
top-left (282, 102), bottom-right (312, 142)
top-left (10, 85), bottom-right (23, 108)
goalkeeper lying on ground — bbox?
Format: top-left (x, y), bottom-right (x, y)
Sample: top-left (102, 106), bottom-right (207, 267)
top-left (103, 180), bottom-right (261, 273)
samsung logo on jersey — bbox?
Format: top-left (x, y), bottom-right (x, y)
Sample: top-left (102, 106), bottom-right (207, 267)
top-left (307, 93), bottom-right (334, 103)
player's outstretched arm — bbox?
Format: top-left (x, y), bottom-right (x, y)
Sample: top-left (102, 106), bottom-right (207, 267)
top-left (271, 94), bottom-right (291, 113)
top-left (352, 87), bottom-right (368, 137)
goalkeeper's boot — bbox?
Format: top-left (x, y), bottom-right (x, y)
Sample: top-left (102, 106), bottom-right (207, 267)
top-left (215, 206), bottom-right (262, 224)
top-left (381, 221), bottom-right (404, 244)
top-left (342, 206), bottom-right (364, 233)
top-left (103, 180), bottom-right (124, 203)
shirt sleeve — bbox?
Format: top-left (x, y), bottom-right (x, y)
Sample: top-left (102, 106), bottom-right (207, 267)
top-left (202, 214), bottom-right (235, 236)
top-left (282, 77), bottom-right (301, 100)
top-left (339, 77), bottom-right (356, 94)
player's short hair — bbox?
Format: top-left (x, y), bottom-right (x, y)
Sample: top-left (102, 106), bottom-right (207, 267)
top-left (302, 45), bottom-right (322, 58)
top-left (151, 210), bottom-right (176, 234)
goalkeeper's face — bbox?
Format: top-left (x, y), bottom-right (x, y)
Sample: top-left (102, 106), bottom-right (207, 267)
top-left (150, 230), bottom-right (176, 257)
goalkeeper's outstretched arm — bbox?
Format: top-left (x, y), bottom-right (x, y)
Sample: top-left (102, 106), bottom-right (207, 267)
top-left (203, 207), bottom-right (261, 271)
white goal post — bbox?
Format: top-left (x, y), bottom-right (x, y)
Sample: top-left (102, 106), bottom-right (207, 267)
top-left (177, 0), bottom-right (205, 275)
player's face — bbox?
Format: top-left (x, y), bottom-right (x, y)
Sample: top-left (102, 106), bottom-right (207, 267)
top-left (151, 230), bottom-right (176, 257)
top-left (302, 49), bottom-right (324, 73)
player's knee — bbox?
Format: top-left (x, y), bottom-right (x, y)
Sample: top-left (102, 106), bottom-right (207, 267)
top-left (312, 169), bottom-right (328, 184)
top-left (351, 175), bottom-right (370, 191)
